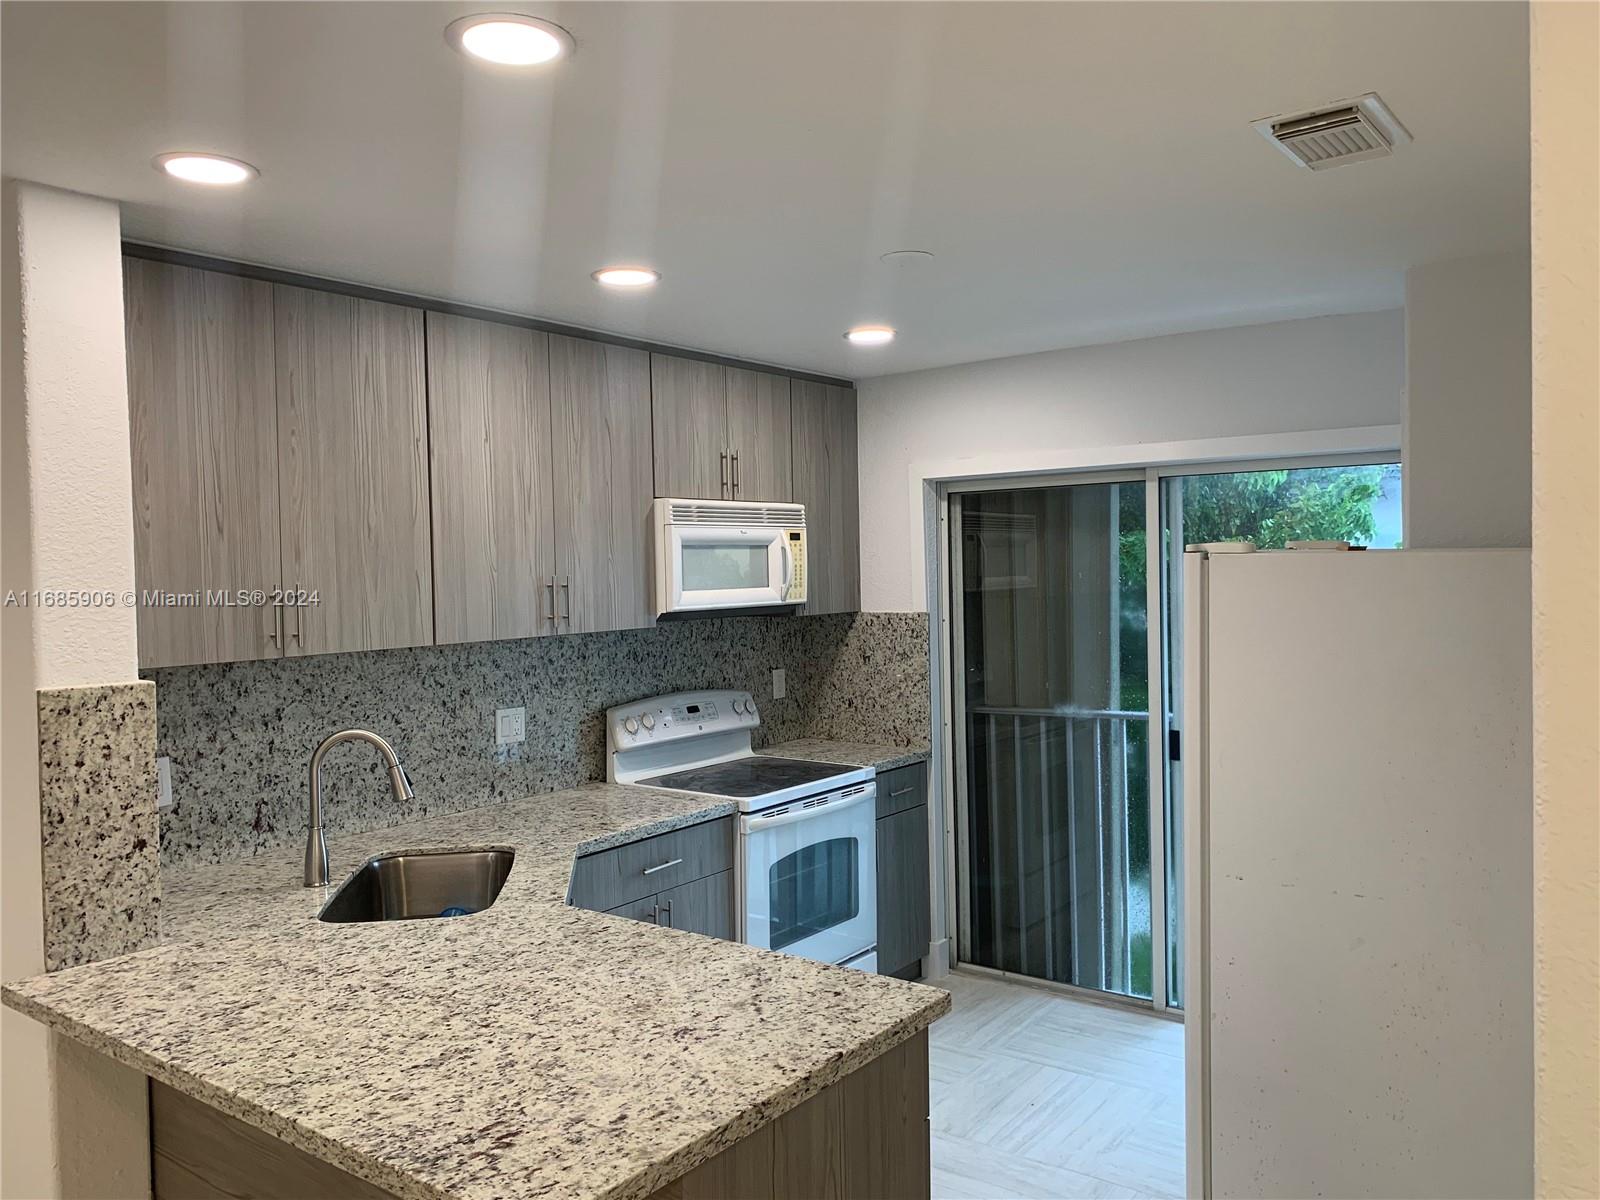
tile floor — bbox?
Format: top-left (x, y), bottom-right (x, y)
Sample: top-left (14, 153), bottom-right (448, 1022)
top-left (929, 970), bottom-right (1185, 1200)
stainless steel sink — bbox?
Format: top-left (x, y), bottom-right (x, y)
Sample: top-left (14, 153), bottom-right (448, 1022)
top-left (318, 849), bottom-right (515, 923)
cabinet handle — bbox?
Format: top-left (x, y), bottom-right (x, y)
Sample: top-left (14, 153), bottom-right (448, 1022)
top-left (642, 858), bottom-right (684, 876)
top-left (731, 451), bottom-right (740, 496)
top-left (291, 588), bottom-right (303, 646)
top-left (648, 904), bottom-right (660, 925)
top-left (890, 786), bottom-right (916, 798)
top-left (720, 449), bottom-right (729, 497)
top-left (560, 575), bottom-right (572, 626)
top-left (266, 601), bottom-right (281, 649)
top-left (661, 899), bottom-right (674, 928)
top-left (545, 578), bottom-right (557, 627)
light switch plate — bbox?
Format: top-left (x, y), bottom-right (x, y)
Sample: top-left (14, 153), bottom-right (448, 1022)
top-left (771, 668), bottom-right (787, 700)
top-left (496, 706), bottom-right (527, 745)
top-left (156, 756), bottom-right (173, 810)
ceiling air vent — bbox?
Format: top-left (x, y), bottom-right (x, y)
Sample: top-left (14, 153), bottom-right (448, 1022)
top-left (1252, 93), bottom-right (1412, 171)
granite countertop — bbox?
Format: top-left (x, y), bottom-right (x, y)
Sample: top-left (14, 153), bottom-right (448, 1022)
top-left (3, 779), bottom-right (949, 1200)
top-left (762, 739), bottom-right (929, 772)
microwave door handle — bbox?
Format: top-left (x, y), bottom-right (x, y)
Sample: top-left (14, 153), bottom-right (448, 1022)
top-left (780, 539), bottom-right (793, 594)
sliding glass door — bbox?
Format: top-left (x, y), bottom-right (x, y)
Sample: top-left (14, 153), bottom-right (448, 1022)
top-left (950, 458), bottom-right (1401, 1010)
top-left (951, 478), bottom-right (1152, 999)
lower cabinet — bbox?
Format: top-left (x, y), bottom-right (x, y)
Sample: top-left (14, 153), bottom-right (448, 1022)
top-left (876, 763), bottom-right (932, 979)
top-left (607, 870), bottom-right (734, 940)
top-left (570, 817), bottom-right (736, 942)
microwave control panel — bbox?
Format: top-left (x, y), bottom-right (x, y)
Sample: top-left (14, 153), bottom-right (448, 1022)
top-left (784, 529), bottom-right (807, 603)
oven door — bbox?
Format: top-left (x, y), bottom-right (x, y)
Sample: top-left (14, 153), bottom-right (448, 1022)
top-left (666, 524), bottom-right (791, 612)
top-left (740, 784), bottom-right (877, 967)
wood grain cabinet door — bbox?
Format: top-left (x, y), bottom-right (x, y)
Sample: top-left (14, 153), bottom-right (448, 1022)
top-left (791, 381), bottom-right (861, 614)
top-left (124, 257), bottom-right (284, 668)
top-left (273, 285), bottom-right (433, 655)
top-left (876, 804), bottom-right (931, 978)
top-left (426, 313), bottom-right (557, 644)
top-left (726, 367), bottom-right (792, 502)
top-left (550, 335), bottom-right (655, 633)
top-left (651, 353), bottom-right (728, 500)
top-left (655, 870), bottom-right (735, 940)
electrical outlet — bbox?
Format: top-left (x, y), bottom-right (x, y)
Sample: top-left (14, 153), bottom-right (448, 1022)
top-left (495, 706), bottom-right (527, 745)
top-left (156, 756), bottom-right (173, 810)
top-left (771, 668), bottom-right (787, 700)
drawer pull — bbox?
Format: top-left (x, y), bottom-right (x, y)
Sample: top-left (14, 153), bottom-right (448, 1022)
top-left (890, 786), bottom-right (916, 798)
top-left (642, 858), bottom-right (684, 876)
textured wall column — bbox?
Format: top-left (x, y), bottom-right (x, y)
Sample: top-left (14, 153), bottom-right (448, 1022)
top-left (2, 180), bottom-right (155, 1199)
top-left (1530, 3), bottom-right (1600, 1195)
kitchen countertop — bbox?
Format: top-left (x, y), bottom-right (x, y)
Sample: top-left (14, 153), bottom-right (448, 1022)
top-left (3, 765), bottom-right (949, 1200)
top-left (762, 739), bottom-right (929, 772)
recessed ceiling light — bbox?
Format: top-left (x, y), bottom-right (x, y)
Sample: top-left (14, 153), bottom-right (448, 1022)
top-left (153, 153), bottom-right (258, 186)
top-left (592, 266), bottom-right (660, 289)
top-left (879, 250), bottom-right (935, 264)
top-left (447, 14), bottom-right (574, 66)
top-left (845, 326), bottom-right (896, 346)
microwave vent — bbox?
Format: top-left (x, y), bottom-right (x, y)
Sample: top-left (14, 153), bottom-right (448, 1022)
top-left (1252, 92), bottom-right (1412, 171)
top-left (666, 500), bottom-right (805, 527)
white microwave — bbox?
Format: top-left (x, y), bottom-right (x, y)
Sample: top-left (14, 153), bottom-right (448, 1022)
top-left (652, 498), bottom-right (807, 616)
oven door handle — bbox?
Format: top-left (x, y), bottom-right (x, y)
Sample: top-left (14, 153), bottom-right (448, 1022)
top-left (741, 785), bottom-right (875, 832)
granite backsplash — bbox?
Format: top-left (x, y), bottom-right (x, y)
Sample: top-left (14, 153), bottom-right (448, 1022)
top-left (147, 611), bottom-right (930, 866)
top-left (37, 681), bottom-right (161, 969)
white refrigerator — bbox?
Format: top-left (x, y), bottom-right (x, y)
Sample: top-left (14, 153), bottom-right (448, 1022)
top-left (1182, 548), bottom-right (1532, 1200)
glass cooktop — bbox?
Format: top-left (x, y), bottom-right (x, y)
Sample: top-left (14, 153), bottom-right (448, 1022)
top-left (639, 755), bottom-right (858, 799)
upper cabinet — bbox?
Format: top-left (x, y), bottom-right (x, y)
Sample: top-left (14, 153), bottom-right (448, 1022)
top-left (426, 314), bottom-right (557, 644)
top-left (651, 354), bottom-right (793, 503)
top-left (791, 381), bottom-right (861, 614)
top-left (551, 336), bottom-right (656, 633)
top-left (725, 367), bottom-right (793, 503)
top-left (125, 258), bottom-right (855, 669)
top-left (429, 323), bottom-right (654, 640)
top-left (650, 354), bottom-right (726, 500)
top-left (126, 263), bottom-right (435, 666)
top-left (124, 258), bottom-right (283, 668)
top-left (274, 285), bottom-right (433, 656)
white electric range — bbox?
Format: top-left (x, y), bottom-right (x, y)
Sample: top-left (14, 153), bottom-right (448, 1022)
top-left (607, 689), bottom-right (878, 972)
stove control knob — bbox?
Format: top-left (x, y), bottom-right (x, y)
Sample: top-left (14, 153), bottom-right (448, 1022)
top-left (641, 712), bottom-right (655, 731)
top-left (623, 717), bottom-right (639, 735)
top-left (731, 698), bottom-right (745, 714)
top-left (745, 701), bottom-right (758, 722)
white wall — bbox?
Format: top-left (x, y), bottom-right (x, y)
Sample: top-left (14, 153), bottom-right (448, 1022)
top-left (1404, 252), bottom-right (1532, 549)
top-left (856, 309), bottom-right (1405, 611)
top-left (1530, 3), bottom-right (1599, 1194)
top-left (1, 180), bottom-right (147, 1199)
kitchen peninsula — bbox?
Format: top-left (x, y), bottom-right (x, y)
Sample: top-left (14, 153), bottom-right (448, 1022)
top-left (4, 780), bottom-right (948, 1200)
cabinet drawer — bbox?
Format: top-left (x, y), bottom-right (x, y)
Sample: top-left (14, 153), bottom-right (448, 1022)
top-left (876, 762), bottom-right (927, 819)
top-left (570, 817), bottom-right (734, 911)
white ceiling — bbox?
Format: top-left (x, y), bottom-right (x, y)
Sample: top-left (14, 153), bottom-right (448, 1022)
top-left (1, 1), bottom-right (1529, 379)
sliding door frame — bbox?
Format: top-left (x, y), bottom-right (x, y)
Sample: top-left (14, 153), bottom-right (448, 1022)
top-left (936, 446), bottom-right (1401, 1019)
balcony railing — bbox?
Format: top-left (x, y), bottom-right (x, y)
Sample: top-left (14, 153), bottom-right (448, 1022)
top-left (963, 704), bottom-right (1149, 995)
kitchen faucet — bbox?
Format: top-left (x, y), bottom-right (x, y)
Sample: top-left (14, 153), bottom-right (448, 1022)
top-left (304, 729), bottom-right (415, 887)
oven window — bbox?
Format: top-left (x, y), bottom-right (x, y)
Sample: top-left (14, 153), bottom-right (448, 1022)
top-left (682, 544), bottom-right (769, 591)
top-left (769, 837), bottom-right (859, 950)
